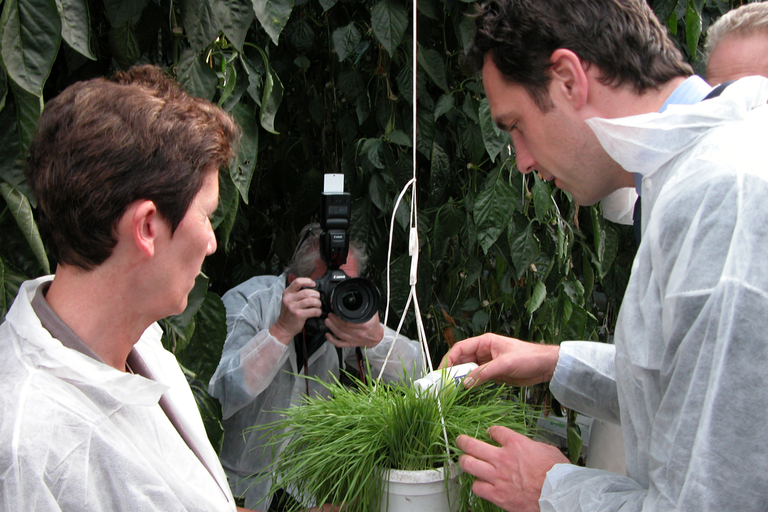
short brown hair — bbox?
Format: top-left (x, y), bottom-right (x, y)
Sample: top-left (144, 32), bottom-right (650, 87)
top-left (27, 65), bottom-right (240, 270)
top-left (464, 0), bottom-right (693, 111)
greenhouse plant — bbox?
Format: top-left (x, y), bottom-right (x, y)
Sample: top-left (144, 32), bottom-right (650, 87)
top-left (257, 370), bottom-right (536, 512)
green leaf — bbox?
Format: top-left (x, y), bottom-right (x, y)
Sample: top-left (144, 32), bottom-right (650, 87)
top-left (183, 0), bottom-right (220, 53)
top-left (368, 172), bottom-right (388, 213)
top-left (251, 0), bottom-right (293, 46)
top-left (217, 0), bottom-right (253, 52)
top-left (532, 175), bottom-right (552, 221)
top-left (179, 291), bottom-right (228, 385)
top-left (0, 99), bottom-right (25, 194)
top-left (212, 167), bottom-right (240, 249)
top-left (163, 273), bottom-right (210, 347)
top-left (685, 0), bottom-right (702, 59)
top-left (371, 0), bottom-right (408, 56)
top-left (0, 182), bottom-right (50, 274)
top-left (318, 0), bottom-right (338, 12)
top-left (417, 44), bottom-right (449, 93)
top-left (384, 130), bottom-right (411, 147)
top-left (240, 54), bottom-right (262, 105)
top-left (229, 102), bottom-right (258, 204)
top-left (472, 309), bottom-right (489, 332)
top-left (0, 65), bottom-right (7, 112)
top-left (1, 0), bottom-right (62, 97)
top-left (55, 0), bottom-right (95, 60)
top-left (417, 0), bottom-right (438, 20)
top-left (10, 81), bottom-right (42, 154)
top-left (338, 69), bottom-right (365, 99)
top-left (429, 142), bottom-right (450, 206)
top-left (253, 46), bottom-right (283, 134)
top-left (177, 49), bottom-right (218, 101)
top-left (479, 97), bottom-right (509, 162)
top-left (651, 0), bottom-right (680, 26)
top-left (509, 222), bottom-right (539, 280)
top-left (103, 0), bottom-right (148, 26)
top-left (526, 281), bottom-right (546, 315)
top-left (332, 23), bottom-right (361, 62)
top-left (474, 177), bottom-right (516, 254)
top-left (108, 22), bottom-right (140, 69)
top-left (434, 93), bottom-right (454, 120)
top-left (566, 417), bottom-right (583, 464)
top-left (361, 138), bottom-right (385, 169)
top-left (1, 256), bottom-right (28, 322)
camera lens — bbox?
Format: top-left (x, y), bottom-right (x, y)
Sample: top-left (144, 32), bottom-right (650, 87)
top-left (342, 290), bottom-right (364, 311)
top-left (331, 277), bottom-right (380, 323)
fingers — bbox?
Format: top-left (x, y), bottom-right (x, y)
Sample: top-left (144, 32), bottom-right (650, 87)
top-left (324, 314), bottom-right (383, 348)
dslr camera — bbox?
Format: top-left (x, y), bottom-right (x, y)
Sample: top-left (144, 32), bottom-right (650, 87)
top-left (305, 175), bottom-right (381, 334)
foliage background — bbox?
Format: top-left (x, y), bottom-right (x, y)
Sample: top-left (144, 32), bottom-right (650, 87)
top-left (0, 0), bottom-right (750, 452)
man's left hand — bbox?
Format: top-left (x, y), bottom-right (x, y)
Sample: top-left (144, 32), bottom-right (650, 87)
top-left (324, 312), bottom-right (383, 348)
top-left (457, 426), bottom-right (569, 512)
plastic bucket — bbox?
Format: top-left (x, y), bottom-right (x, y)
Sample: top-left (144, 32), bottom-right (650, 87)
top-left (380, 466), bottom-right (460, 512)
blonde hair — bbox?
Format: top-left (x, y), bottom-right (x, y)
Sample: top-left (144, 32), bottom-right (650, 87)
top-left (706, 2), bottom-right (768, 58)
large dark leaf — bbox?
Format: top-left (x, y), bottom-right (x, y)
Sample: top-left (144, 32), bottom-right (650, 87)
top-left (371, 0), bottom-right (408, 57)
top-left (0, 256), bottom-right (27, 322)
top-left (417, 44), bottom-right (449, 93)
top-left (0, 182), bottom-right (49, 274)
top-left (251, 0), bottom-right (293, 46)
top-left (479, 98), bottom-right (509, 162)
top-left (509, 221), bottom-right (539, 280)
top-left (10, 82), bottom-right (41, 153)
top-left (474, 176), bottom-right (516, 254)
top-left (55, 0), bottom-right (94, 60)
top-left (229, 102), bottom-right (258, 204)
top-left (177, 48), bottom-right (219, 101)
top-left (217, 0), bottom-right (253, 51)
top-left (332, 23), bottom-right (361, 62)
top-left (183, 0), bottom-right (220, 53)
top-left (1, 0), bottom-right (61, 97)
top-left (108, 22), bottom-right (140, 69)
top-left (103, 0), bottom-right (148, 26)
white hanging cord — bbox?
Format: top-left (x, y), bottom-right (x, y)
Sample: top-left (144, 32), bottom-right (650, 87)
top-left (369, 0), bottom-right (452, 466)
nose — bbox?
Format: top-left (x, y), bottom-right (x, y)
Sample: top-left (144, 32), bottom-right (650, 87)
top-left (511, 131), bottom-right (536, 174)
top-left (206, 222), bottom-right (217, 256)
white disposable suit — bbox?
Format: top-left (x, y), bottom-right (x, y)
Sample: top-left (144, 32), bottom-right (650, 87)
top-left (541, 76), bottom-right (768, 510)
top-left (208, 274), bottom-right (423, 510)
top-left (0, 277), bottom-right (236, 511)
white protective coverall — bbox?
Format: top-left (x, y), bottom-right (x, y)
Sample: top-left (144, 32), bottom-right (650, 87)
top-left (0, 277), bottom-right (236, 512)
top-left (208, 274), bottom-right (423, 509)
top-left (539, 76), bottom-right (768, 511)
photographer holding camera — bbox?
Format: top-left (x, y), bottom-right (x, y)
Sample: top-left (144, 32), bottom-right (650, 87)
top-left (208, 222), bottom-right (422, 511)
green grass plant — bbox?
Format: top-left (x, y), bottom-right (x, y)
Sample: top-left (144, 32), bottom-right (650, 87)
top-left (255, 372), bottom-right (537, 512)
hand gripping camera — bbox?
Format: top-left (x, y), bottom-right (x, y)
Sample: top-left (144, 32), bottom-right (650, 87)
top-left (306, 175), bottom-right (381, 334)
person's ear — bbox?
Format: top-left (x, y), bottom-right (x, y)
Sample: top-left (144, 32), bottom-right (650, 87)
top-left (131, 200), bottom-right (162, 258)
top-left (549, 49), bottom-right (590, 110)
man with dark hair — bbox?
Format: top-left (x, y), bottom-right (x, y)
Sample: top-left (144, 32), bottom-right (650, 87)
top-left (0, 65), bottom-right (251, 511)
top-left (705, 1), bottom-right (768, 85)
top-left (209, 222), bottom-right (422, 511)
top-left (442, 1), bottom-right (768, 511)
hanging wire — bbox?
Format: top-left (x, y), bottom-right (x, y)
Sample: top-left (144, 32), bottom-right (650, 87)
top-left (371, 0), bottom-right (453, 464)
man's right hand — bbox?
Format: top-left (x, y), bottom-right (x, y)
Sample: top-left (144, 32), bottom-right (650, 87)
top-left (440, 333), bottom-right (560, 387)
top-left (269, 277), bottom-right (323, 345)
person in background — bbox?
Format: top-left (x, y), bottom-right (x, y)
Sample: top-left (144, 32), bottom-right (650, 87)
top-left (705, 1), bottom-right (768, 86)
top-left (209, 222), bottom-right (422, 511)
top-left (442, 0), bottom-right (768, 511)
top-left (0, 65), bottom-right (260, 511)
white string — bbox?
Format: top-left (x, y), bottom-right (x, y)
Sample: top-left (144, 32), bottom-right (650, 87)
top-left (371, 0), bottom-right (452, 466)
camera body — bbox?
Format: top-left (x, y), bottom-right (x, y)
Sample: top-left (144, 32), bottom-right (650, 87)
top-left (305, 175), bottom-right (381, 334)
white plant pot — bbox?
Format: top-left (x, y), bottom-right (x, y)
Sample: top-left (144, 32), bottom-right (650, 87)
top-left (380, 465), bottom-right (460, 512)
